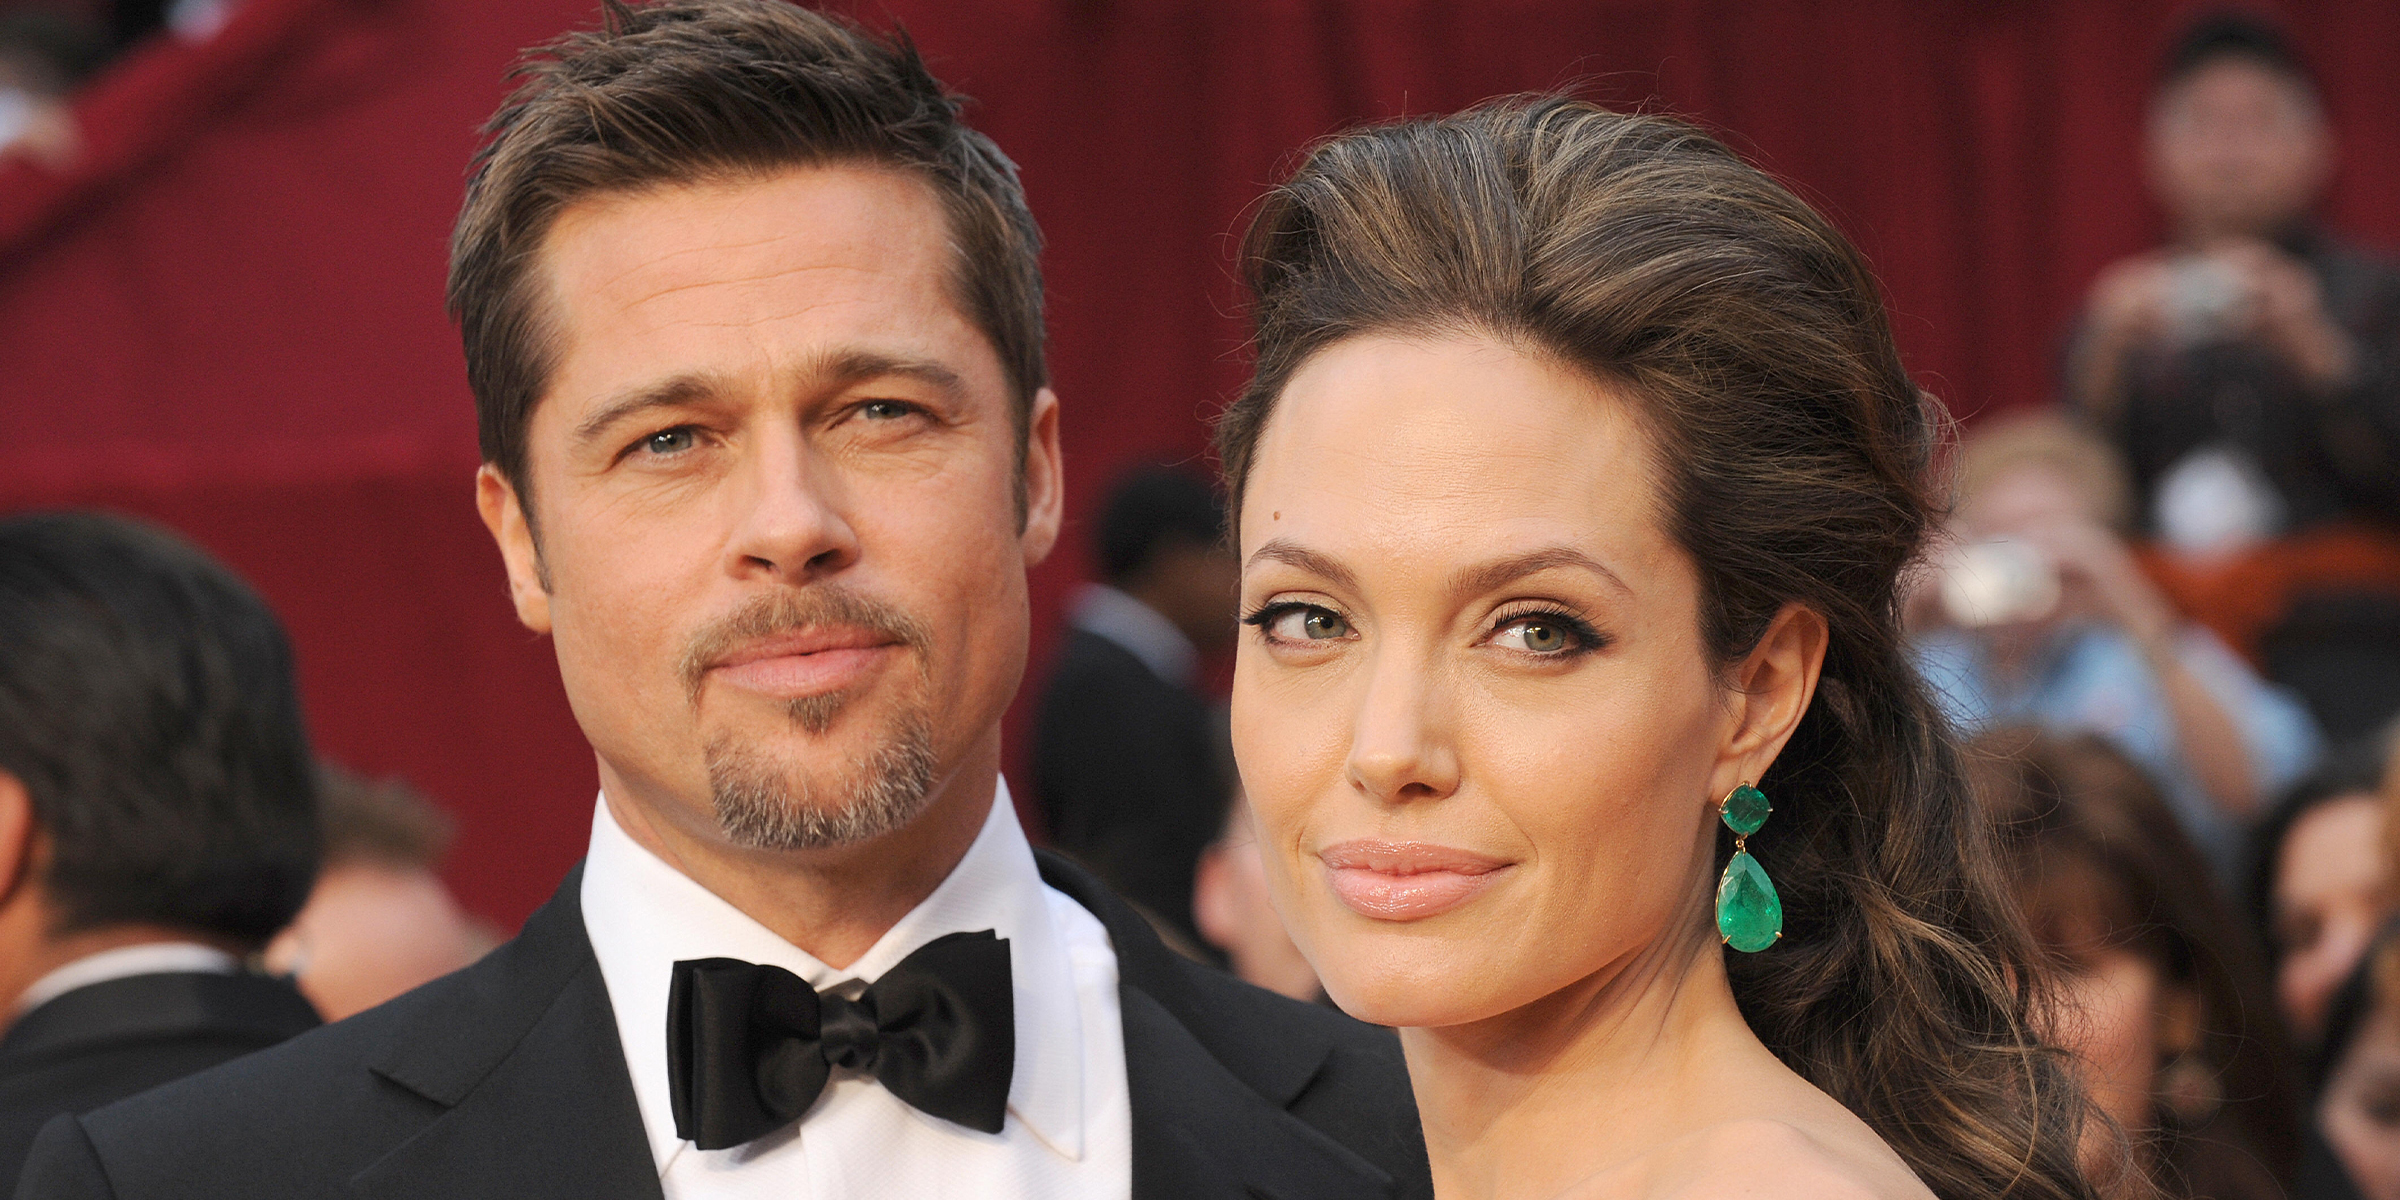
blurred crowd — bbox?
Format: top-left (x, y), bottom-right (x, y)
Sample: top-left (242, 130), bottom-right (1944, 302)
top-left (4, 7), bottom-right (2400, 1200)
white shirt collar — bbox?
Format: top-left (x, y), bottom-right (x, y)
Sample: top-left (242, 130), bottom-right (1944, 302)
top-left (581, 778), bottom-right (1089, 1173)
top-left (1069, 583), bottom-right (1197, 687)
top-left (16, 941), bottom-right (240, 1015)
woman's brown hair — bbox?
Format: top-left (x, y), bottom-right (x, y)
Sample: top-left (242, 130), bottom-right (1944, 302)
top-left (1216, 99), bottom-right (2094, 1200)
top-left (1970, 727), bottom-right (2297, 1200)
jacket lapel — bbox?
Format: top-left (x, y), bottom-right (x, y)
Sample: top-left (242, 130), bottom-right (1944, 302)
top-left (347, 864), bottom-right (663, 1200)
top-left (1036, 851), bottom-right (1398, 1200)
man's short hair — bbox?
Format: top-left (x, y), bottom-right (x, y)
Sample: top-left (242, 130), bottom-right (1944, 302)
top-left (0, 512), bottom-right (320, 949)
top-left (316, 764), bottom-right (453, 873)
top-left (1097, 467), bottom-right (1224, 585)
top-left (449, 0), bottom-right (1046, 513)
top-left (2161, 10), bottom-right (2318, 96)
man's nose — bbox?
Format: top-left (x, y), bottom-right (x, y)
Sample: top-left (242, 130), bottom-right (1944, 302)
top-left (723, 430), bottom-right (861, 583)
top-left (1343, 651), bottom-right (1462, 806)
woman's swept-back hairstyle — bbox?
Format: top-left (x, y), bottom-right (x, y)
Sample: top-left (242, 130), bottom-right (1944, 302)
top-left (1217, 99), bottom-right (2094, 1200)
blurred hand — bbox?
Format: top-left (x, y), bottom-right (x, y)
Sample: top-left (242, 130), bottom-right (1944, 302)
top-left (2082, 254), bottom-right (2176, 356)
top-left (2210, 239), bottom-right (2358, 388)
top-left (2011, 515), bottom-right (2175, 649)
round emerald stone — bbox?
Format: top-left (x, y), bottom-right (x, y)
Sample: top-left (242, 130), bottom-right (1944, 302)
top-left (1716, 850), bottom-right (1782, 952)
top-left (1720, 784), bottom-right (1771, 836)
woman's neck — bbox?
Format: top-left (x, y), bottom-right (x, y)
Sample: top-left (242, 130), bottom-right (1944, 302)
top-left (1401, 919), bottom-right (1789, 1200)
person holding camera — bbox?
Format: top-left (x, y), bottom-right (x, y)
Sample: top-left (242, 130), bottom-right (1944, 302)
top-left (2066, 15), bottom-right (2400, 553)
top-left (1912, 413), bottom-right (2322, 885)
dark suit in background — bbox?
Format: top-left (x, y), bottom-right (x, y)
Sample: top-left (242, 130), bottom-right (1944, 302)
top-left (0, 971), bottom-right (318, 1187)
top-left (1037, 622), bottom-right (1230, 951)
top-left (17, 853), bottom-right (1430, 1200)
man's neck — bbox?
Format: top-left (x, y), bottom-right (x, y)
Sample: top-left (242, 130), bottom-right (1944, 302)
top-left (597, 735), bottom-right (1001, 970)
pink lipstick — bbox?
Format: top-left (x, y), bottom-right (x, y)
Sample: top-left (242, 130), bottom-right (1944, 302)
top-left (1319, 839), bottom-right (1511, 921)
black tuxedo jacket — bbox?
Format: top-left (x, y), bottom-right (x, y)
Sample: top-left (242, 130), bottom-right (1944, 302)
top-left (0, 971), bottom-right (320, 1190)
top-left (1035, 627), bottom-right (1230, 946)
top-left (19, 852), bottom-right (1431, 1200)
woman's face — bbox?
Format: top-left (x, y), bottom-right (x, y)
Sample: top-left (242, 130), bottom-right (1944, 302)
top-left (2275, 795), bottom-right (2387, 1041)
top-left (1230, 333), bottom-right (1811, 1027)
top-left (2322, 996), bottom-right (2400, 1200)
top-left (2046, 947), bottom-right (2172, 1173)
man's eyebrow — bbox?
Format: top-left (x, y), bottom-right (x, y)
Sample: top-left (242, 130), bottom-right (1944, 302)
top-left (807, 348), bottom-right (967, 398)
top-left (1245, 538), bottom-right (1360, 593)
top-left (569, 351), bottom-right (968, 449)
top-left (1450, 546), bottom-right (1631, 598)
top-left (573, 373), bottom-right (724, 445)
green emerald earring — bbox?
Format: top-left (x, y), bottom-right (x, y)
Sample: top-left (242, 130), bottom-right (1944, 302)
top-left (1715, 783), bottom-right (1782, 952)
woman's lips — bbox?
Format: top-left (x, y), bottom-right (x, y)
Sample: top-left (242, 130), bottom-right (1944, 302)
top-left (1319, 839), bottom-right (1512, 921)
top-left (707, 629), bottom-right (901, 699)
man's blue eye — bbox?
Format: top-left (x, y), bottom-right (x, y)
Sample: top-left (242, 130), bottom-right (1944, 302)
top-left (643, 429), bottom-right (694, 454)
top-left (862, 401), bottom-right (913, 420)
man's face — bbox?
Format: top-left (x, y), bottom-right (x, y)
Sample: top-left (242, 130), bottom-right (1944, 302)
top-left (480, 165), bottom-right (1060, 856)
top-left (2147, 57), bottom-right (2331, 242)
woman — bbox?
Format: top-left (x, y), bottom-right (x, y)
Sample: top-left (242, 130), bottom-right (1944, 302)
top-left (1215, 101), bottom-right (2093, 1198)
top-left (2252, 741), bottom-right (2395, 1046)
top-left (2311, 923), bottom-right (2400, 1200)
top-left (1969, 726), bottom-right (2295, 1199)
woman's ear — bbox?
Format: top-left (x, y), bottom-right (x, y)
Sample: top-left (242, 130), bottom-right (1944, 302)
top-left (1709, 603), bottom-right (1829, 802)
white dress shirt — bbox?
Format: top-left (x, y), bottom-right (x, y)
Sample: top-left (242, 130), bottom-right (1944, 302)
top-left (581, 780), bottom-right (1132, 1200)
top-left (1069, 583), bottom-right (1197, 688)
top-left (15, 941), bottom-right (239, 1015)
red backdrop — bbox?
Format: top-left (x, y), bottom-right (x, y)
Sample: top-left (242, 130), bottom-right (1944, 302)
top-left (4, 0), bottom-right (2397, 927)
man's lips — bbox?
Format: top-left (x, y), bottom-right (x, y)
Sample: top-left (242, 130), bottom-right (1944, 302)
top-left (1318, 839), bottom-right (1513, 922)
top-left (705, 627), bottom-right (903, 699)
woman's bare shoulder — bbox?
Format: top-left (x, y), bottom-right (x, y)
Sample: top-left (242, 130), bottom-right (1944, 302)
top-left (1560, 1118), bottom-right (1934, 1200)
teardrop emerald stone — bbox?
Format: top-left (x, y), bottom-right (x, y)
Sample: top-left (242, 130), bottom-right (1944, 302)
top-left (1721, 784), bottom-right (1771, 836)
top-left (1716, 850), bottom-right (1782, 952)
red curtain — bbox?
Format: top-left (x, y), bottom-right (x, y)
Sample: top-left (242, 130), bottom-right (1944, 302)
top-left (4, 0), bottom-right (2397, 926)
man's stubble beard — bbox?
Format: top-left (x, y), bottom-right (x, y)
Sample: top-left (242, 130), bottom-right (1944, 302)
top-left (685, 588), bottom-right (943, 852)
top-left (704, 696), bottom-right (940, 852)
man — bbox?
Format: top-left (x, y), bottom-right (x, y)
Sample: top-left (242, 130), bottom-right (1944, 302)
top-left (18, 5), bottom-right (1429, 1198)
top-left (263, 766), bottom-right (497, 1021)
top-left (1037, 467), bottom-right (1238, 950)
top-left (0, 512), bottom-right (322, 1187)
top-left (2067, 14), bottom-right (2400, 549)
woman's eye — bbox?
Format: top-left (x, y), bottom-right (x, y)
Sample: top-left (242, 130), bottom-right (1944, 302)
top-left (1492, 615), bottom-right (1580, 654)
top-left (1261, 605), bottom-right (1351, 642)
top-left (640, 428), bottom-right (696, 455)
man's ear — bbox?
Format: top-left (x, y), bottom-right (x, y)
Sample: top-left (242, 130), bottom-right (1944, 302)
top-left (475, 464), bottom-right (553, 634)
top-left (1018, 387), bottom-right (1064, 568)
top-left (0, 770), bottom-right (35, 906)
top-left (1707, 603), bottom-right (1829, 804)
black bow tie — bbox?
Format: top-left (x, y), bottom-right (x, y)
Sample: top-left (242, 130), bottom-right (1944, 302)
top-left (666, 930), bottom-right (1015, 1150)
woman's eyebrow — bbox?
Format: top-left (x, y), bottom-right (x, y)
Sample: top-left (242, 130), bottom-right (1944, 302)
top-left (1245, 538), bottom-right (1359, 592)
top-left (1451, 547), bottom-right (1630, 598)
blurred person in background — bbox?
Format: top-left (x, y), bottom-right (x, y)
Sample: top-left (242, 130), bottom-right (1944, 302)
top-left (0, 8), bottom-right (104, 166)
top-left (1915, 410), bottom-right (2322, 883)
top-left (2065, 11), bottom-right (2400, 744)
top-left (263, 766), bottom-right (498, 1021)
top-left (1035, 465), bottom-right (1238, 950)
top-left (2066, 12), bottom-right (2400, 551)
top-left (2252, 737), bottom-right (2395, 1047)
top-left (2305, 924), bottom-right (2400, 1200)
top-left (1971, 725), bottom-right (2297, 1200)
top-left (0, 511), bottom-right (321, 1185)
top-left (1190, 792), bottom-right (1320, 1004)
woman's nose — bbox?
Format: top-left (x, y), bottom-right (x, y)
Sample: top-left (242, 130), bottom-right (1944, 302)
top-left (1343, 655), bottom-right (1461, 805)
